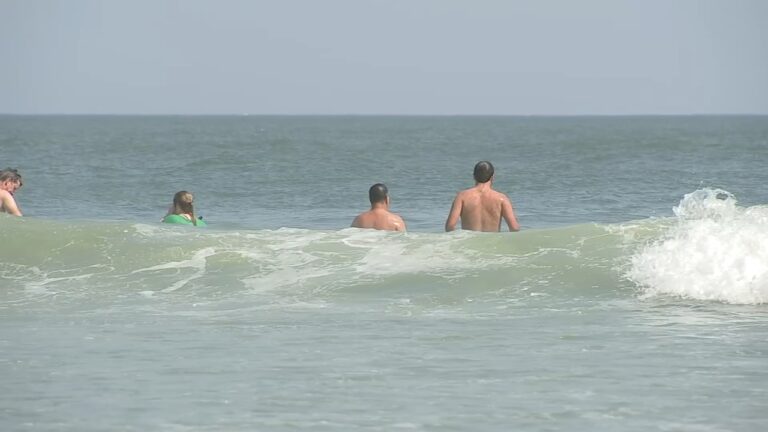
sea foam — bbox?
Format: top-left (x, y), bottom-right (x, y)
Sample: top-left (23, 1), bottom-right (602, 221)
top-left (628, 189), bottom-right (768, 304)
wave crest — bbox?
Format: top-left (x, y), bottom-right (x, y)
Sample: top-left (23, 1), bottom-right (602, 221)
top-left (628, 189), bottom-right (768, 304)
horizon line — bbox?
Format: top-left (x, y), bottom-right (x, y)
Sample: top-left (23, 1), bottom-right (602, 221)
top-left (1, 112), bottom-right (767, 117)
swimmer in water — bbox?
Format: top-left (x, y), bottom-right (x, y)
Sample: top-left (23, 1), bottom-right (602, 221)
top-left (351, 183), bottom-right (406, 231)
top-left (162, 191), bottom-right (206, 226)
top-left (445, 161), bottom-right (520, 232)
top-left (0, 168), bottom-right (23, 216)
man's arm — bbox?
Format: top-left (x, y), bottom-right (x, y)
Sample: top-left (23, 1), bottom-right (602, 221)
top-left (444, 195), bottom-right (462, 232)
top-left (501, 196), bottom-right (519, 232)
top-left (0, 191), bottom-right (22, 216)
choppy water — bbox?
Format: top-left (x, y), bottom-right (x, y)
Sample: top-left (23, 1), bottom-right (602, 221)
top-left (1, 116), bottom-right (767, 431)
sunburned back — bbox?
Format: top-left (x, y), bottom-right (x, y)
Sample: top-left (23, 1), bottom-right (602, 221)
top-left (459, 189), bottom-right (505, 231)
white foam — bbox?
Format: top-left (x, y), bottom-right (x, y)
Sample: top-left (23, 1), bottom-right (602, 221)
top-left (242, 266), bottom-right (335, 293)
top-left (131, 247), bottom-right (215, 293)
top-left (130, 247), bottom-right (215, 274)
top-left (351, 233), bottom-right (482, 276)
top-left (628, 189), bottom-right (768, 304)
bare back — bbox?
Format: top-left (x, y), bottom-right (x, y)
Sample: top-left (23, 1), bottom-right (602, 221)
top-left (445, 184), bottom-right (519, 232)
top-left (352, 209), bottom-right (406, 232)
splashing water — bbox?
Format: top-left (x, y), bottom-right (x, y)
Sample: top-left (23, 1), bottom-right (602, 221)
top-left (628, 189), bottom-right (768, 304)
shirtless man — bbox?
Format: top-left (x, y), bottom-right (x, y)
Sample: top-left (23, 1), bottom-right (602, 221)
top-left (351, 183), bottom-right (406, 231)
top-left (0, 168), bottom-right (23, 216)
top-left (445, 161), bottom-right (519, 232)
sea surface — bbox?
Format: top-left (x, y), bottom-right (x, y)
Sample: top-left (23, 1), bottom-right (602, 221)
top-left (1, 115), bottom-right (767, 431)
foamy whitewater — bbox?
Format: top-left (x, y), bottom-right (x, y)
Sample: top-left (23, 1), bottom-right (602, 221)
top-left (1, 116), bottom-right (767, 431)
top-left (629, 189), bottom-right (768, 304)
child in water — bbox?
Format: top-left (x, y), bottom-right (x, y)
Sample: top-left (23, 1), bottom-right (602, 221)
top-left (162, 191), bottom-right (206, 226)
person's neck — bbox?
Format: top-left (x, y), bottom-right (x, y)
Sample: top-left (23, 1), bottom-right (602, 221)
top-left (370, 202), bottom-right (389, 211)
top-left (474, 181), bottom-right (493, 190)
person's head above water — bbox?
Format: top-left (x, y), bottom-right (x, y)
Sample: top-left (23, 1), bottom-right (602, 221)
top-left (369, 183), bottom-right (389, 206)
top-left (473, 161), bottom-right (494, 184)
top-left (0, 168), bottom-right (22, 194)
top-left (172, 191), bottom-right (194, 213)
top-left (351, 183), bottom-right (406, 231)
top-left (171, 191), bottom-right (198, 225)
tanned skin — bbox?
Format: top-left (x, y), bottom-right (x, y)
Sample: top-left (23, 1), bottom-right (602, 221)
top-left (445, 177), bottom-right (519, 232)
top-left (0, 179), bottom-right (22, 216)
top-left (352, 196), bottom-right (406, 232)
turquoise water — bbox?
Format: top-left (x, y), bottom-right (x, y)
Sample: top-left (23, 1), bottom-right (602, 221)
top-left (1, 116), bottom-right (767, 431)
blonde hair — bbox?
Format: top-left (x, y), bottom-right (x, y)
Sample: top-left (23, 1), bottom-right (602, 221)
top-left (172, 191), bottom-right (197, 226)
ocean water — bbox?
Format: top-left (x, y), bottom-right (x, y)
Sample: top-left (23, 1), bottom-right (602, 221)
top-left (1, 115), bottom-right (767, 431)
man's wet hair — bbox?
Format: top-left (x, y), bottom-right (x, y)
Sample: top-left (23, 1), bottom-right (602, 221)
top-left (473, 161), bottom-right (494, 183)
top-left (0, 168), bottom-right (22, 185)
top-left (369, 183), bottom-right (388, 204)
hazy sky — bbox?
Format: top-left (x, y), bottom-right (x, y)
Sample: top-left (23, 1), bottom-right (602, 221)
top-left (1, 0), bottom-right (766, 115)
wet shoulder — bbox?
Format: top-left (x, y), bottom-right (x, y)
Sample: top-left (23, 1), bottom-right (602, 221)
top-left (497, 190), bottom-right (511, 201)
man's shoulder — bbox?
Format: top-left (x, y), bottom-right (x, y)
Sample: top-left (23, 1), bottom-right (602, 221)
top-left (390, 211), bottom-right (405, 222)
top-left (457, 188), bottom-right (474, 198)
top-left (352, 212), bottom-right (367, 224)
top-left (0, 189), bottom-right (14, 204)
top-left (382, 210), bottom-right (404, 223)
top-left (487, 188), bottom-right (509, 200)
top-left (352, 210), bottom-right (375, 225)
top-left (388, 212), bottom-right (406, 231)
top-left (358, 209), bottom-right (377, 217)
